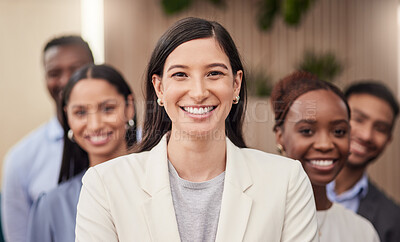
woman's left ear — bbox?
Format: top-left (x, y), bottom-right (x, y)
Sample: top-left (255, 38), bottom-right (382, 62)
top-left (274, 126), bottom-right (283, 147)
top-left (152, 74), bottom-right (163, 101)
top-left (125, 94), bottom-right (135, 121)
top-left (233, 70), bottom-right (243, 98)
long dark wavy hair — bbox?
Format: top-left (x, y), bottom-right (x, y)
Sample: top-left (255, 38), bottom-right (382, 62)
top-left (135, 17), bottom-right (247, 152)
top-left (58, 64), bottom-right (137, 183)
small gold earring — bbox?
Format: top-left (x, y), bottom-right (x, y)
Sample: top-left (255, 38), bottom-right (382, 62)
top-left (276, 144), bottom-right (284, 155)
top-left (233, 95), bottom-right (240, 104)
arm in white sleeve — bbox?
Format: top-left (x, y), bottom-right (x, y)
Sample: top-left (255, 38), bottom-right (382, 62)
top-left (281, 161), bottom-right (318, 242)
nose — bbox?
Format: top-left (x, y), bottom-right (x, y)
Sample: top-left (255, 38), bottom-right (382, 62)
top-left (190, 78), bottom-right (209, 102)
top-left (86, 112), bottom-right (103, 132)
top-left (355, 123), bottom-right (373, 142)
top-left (313, 132), bottom-right (335, 152)
top-left (59, 71), bottom-right (72, 87)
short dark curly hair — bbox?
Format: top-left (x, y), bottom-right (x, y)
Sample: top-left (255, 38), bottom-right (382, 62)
top-left (345, 81), bottom-right (399, 128)
top-left (271, 70), bottom-right (350, 131)
top-left (43, 35), bottom-right (94, 62)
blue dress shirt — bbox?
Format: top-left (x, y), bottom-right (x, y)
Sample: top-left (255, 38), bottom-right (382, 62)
top-left (326, 173), bottom-right (369, 212)
top-left (1, 117), bottom-right (64, 242)
top-left (27, 171), bottom-right (85, 242)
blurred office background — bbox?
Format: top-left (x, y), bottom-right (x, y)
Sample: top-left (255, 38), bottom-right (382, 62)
top-left (1, 0), bottom-right (399, 203)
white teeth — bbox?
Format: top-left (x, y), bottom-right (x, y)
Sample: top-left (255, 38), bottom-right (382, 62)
top-left (184, 106), bottom-right (214, 115)
top-left (89, 134), bottom-right (108, 142)
top-left (351, 141), bottom-right (367, 154)
top-left (310, 160), bottom-right (333, 167)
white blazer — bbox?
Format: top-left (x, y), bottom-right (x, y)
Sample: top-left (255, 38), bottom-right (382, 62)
top-left (76, 135), bottom-right (318, 242)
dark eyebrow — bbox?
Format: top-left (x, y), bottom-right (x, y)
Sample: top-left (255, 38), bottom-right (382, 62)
top-left (100, 99), bottom-right (118, 104)
top-left (206, 63), bottom-right (228, 70)
top-left (330, 119), bottom-right (349, 125)
top-left (70, 99), bottom-right (118, 109)
top-left (70, 104), bottom-right (85, 109)
top-left (167, 64), bottom-right (188, 72)
top-left (352, 109), bottom-right (369, 119)
top-left (167, 63), bottom-right (229, 72)
top-left (353, 108), bottom-right (392, 128)
top-left (295, 119), bottom-right (316, 125)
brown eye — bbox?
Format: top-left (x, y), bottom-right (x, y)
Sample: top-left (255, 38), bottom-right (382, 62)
top-left (102, 105), bottom-right (116, 113)
top-left (74, 110), bottom-right (87, 117)
top-left (299, 128), bottom-right (313, 136)
top-left (352, 115), bottom-right (364, 123)
top-left (172, 72), bottom-right (187, 78)
top-left (207, 71), bottom-right (223, 76)
top-left (374, 124), bottom-right (390, 134)
top-left (48, 71), bottom-right (61, 78)
top-left (333, 128), bottom-right (347, 137)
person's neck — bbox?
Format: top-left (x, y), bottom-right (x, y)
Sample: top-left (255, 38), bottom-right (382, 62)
top-left (88, 143), bottom-right (128, 167)
top-left (167, 129), bottom-right (227, 182)
top-left (334, 165), bottom-right (366, 195)
top-left (312, 184), bottom-right (332, 211)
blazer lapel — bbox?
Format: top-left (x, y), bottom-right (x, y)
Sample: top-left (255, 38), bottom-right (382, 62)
top-left (215, 138), bottom-right (253, 242)
top-left (358, 181), bottom-right (379, 223)
top-left (141, 136), bottom-right (181, 242)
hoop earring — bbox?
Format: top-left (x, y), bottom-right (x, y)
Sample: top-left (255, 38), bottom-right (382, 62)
top-left (157, 98), bottom-right (164, 106)
top-left (233, 95), bottom-right (240, 104)
top-left (67, 129), bottom-right (75, 142)
top-left (276, 144), bottom-right (285, 155)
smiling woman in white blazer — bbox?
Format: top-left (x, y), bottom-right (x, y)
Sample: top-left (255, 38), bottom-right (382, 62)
top-left (75, 17), bottom-right (318, 242)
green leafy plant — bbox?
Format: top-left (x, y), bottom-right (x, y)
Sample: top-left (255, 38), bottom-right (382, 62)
top-left (257, 0), bottom-right (317, 31)
top-left (247, 69), bottom-right (273, 97)
top-left (297, 50), bottom-right (343, 82)
top-left (161, 0), bottom-right (193, 15)
top-left (257, 0), bottom-right (280, 31)
top-left (282, 0), bottom-right (315, 26)
top-left (161, 0), bottom-right (224, 15)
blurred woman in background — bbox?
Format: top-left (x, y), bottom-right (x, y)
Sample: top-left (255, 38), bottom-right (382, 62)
top-left (271, 71), bottom-right (380, 242)
top-left (27, 64), bottom-right (137, 242)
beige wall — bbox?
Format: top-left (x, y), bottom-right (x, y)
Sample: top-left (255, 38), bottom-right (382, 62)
top-left (104, 0), bottom-right (400, 203)
top-left (0, 0), bottom-right (81, 181)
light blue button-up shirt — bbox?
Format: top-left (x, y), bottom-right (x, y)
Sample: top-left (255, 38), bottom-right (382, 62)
top-left (326, 173), bottom-right (369, 212)
top-left (1, 117), bottom-right (64, 242)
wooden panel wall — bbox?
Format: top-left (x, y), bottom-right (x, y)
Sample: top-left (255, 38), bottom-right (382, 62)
top-left (0, 0), bottom-right (82, 184)
top-left (104, 0), bottom-right (400, 203)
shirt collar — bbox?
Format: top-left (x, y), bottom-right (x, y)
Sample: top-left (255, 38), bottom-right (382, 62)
top-left (47, 116), bottom-right (64, 141)
top-left (327, 173), bottom-right (369, 202)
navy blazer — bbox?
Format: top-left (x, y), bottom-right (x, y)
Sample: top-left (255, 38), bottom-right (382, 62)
top-left (358, 181), bottom-right (400, 242)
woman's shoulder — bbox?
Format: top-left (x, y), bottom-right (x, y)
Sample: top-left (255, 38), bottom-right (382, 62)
top-left (92, 149), bottom-right (153, 175)
top-left (226, 140), bottom-right (306, 184)
top-left (233, 144), bottom-right (302, 170)
top-left (94, 136), bottom-right (168, 172)
top-left (87, 140), bottom-right (167, 188)
top-left (35, 172), bottom-right (85, 211)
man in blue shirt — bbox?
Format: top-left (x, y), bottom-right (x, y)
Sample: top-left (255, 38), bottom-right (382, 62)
top-left (327, 81), bottom-right (400, 242)
top-left (1, 36), bottom-right (94, 242)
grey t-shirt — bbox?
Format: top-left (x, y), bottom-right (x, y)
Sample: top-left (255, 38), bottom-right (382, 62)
top-left (168, 161), bottom-right (225, 242)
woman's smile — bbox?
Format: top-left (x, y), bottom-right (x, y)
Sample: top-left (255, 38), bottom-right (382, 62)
top-left (84, 131), bottom-right (113, 146)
